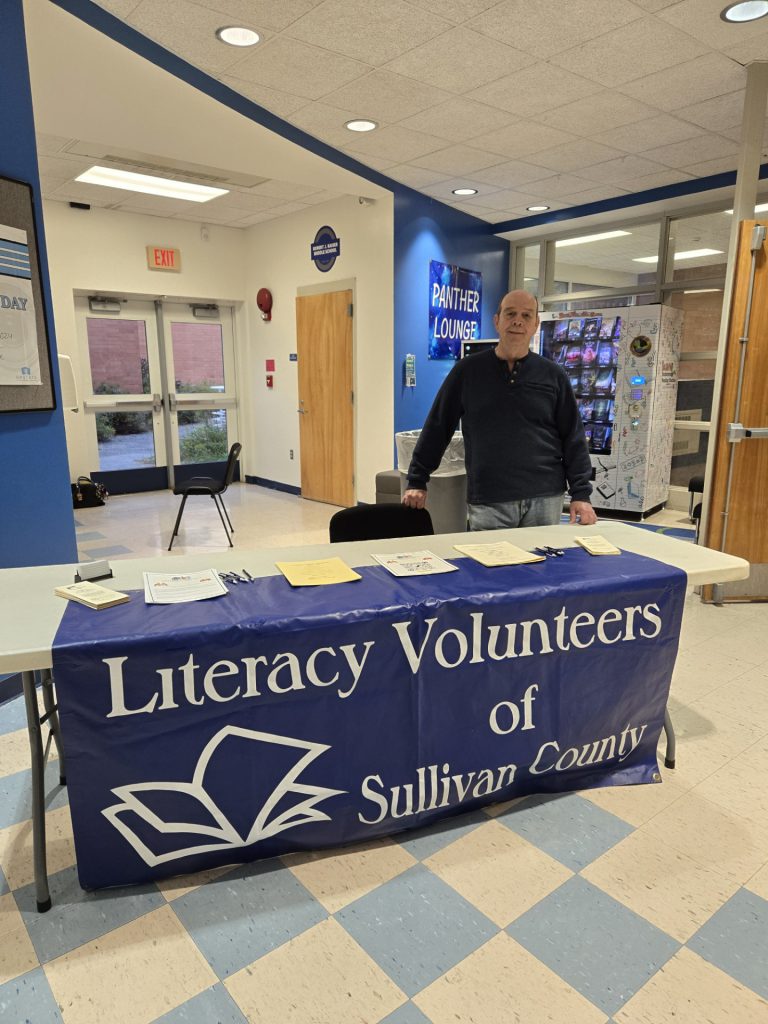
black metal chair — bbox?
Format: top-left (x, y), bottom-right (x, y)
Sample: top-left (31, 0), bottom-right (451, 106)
top-left (329, 504), bottom-right (434, 543)
top-left (168, 442), bottom-right (242, 550)
top-left (688, 474), bottom-right (704, 522)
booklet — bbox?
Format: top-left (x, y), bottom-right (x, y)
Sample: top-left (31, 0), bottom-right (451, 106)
top-left (55, 581), bottom-right (130, 610)
top-left (276, 557), bottom-right (362, 587)
top-left (574, 535), bottom-right (622, 556)
top-left (454, 542), bottom-right (546, 567)
top-left (143, 569), bottom-right (229, 604)
top-left (372, 550), bottom-right (458, 577)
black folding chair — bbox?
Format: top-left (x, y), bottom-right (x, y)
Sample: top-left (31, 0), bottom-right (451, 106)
top-left (168, 442), bottom-right (242, 550)
top-left (329, 504), bottom-right (434, 543)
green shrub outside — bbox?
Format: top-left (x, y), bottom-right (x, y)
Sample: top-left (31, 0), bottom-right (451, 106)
top-left (180, 423), bottom-right (228, 463)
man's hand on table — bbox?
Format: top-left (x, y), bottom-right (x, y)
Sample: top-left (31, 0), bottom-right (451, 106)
top-left (569, 500), bottom-right (598, 525)
top-left (402, 488), bottom-right (427, 510)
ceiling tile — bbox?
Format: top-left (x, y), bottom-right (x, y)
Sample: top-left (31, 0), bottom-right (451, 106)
top-left (299, 190), bottom-right (344, 204)
top-left (200, 190), bottom-right (285, 212)
top-left (620, 53), bottom-right (747, 111)
top-left (36, 133), bottom-right (77, 156)
top-left (231, 210), bottom-right (282, 227)
top-left (227, 36), bottom-right (369, 100)
top-left (469, 122), bottom-right (580, 159)
top-left (659, 0), bottom-right (768, 48)
top-left (385, 165), bottom-right (452, 188)
top-left (37, 154), bottom-right (90, 180)
top-left (510, 173), bottom-right (598, 198)
top-left (93, 0), bottom-right (143, 16)
top-left (443, 201), bottom-right (501, 220)
top-left (458, 188), bottom-right (558, 212)
top-left (321, 70), bottom-right (451, 121)
top-left (404, 0), bottom-right (503, 22)
top-left (557, 16), bottom-right (708, 87)
top-left (644, 132), bottom-right (739, 167)
top-left (218, 77), bottom-right (307, 117)
top-left (542, 91), bottom-right (657, 133)
top-left (397, 99), bottom-right (514, 142)
top-left (629, 0), bottom-right (679, 10)
top-left (284, 0), bottom-right (450, 66)
top-left (420, 177), bottom-right (502, 200)
top-left (250, 180), bottom-right (327, 201)
top-left (48, 183), bottom-right (126, 207)
top-left (290, 100), bottom-right (366, 135)
top-left (676, 90), bottom-right (746, 131)
top-left (342, 151), bottom-right (399, 171)
top-left (720, 119), bottom-right (768, 145)
top-left (590, 115), bottom-right (704, 153)
top-left (171, 206), bottom-right (250, 224)
top-left (468, 64), bottom-right (601, 118)
top-left (618, 169), bottom-right (694, 192)
top-left (681, 156), bottom-right (740, 177)
top-left (530, 139), bottom-right (627, 173)
top-left (579, 154), bottom-right (671, 184)
top-left (194, 0), bottom-right (323, 32)
top-left (337, 125), bottom-right (446, 162)
top-left (384, 27), bottom-right (536, 93)
top-left (724, 30), bottom-right (768, 63)
top-left (128, 0), bottom-right (259, 74)
top-left (472, 0), bottom-right (643, 60)
top-left (109, 194), bottom-right (195, 214)
top-left (411, 144), bottom-right (508, 175)
top-left (466, 158), bottom-right (557, 188)
top-left (558, 185), bottom-right (630, 205)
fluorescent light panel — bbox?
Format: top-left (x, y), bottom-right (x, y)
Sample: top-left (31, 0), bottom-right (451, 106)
top-left (76, 166), bottom-right (228, 203)
top-left (555, 230), bottom-right (631, 248)
top-left (633, 248), bottom-right (724, 263)
top-left (683, 288), bottom-right (723, 293)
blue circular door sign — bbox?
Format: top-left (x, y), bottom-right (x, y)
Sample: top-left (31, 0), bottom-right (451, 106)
top-left (310, 225), bottom-right (341, 272)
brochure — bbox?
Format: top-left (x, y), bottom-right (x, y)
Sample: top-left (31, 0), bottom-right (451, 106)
top-left (372, 550), bottom-right (458, 577)
top-left (143, 569), bottom-right (229, 604)
top-left (454, 542), bottom-right (546, 567)
top-left (276, 557), bottom-right (362, 587)
top-left (574, 535), bottom-right (622, 556)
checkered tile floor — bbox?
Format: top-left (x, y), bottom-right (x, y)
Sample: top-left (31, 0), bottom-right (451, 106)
top-left (1, 494), bottom-right (766, 1023)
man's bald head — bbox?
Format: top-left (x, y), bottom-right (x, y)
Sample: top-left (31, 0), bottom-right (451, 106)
top-left (496, 290), bottom-right (539, 317)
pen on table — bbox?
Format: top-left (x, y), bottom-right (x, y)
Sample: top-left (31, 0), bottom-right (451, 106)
top-left (242, 568), bottom-right (254, 582)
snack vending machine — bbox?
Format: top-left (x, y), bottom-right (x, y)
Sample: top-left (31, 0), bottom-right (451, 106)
top-left (536, 304), bottom-right (683, 517)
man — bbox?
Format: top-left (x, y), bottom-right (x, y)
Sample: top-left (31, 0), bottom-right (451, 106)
top-left (402, 289), bottom-right (597, 529)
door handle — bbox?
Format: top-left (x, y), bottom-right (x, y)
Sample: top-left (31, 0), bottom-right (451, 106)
top-left (153, 393), bottom-right (163, 414)
top-left (727, 422), bottom-right (768, 442)
top-left (297, 399), bottom-right (308, 415)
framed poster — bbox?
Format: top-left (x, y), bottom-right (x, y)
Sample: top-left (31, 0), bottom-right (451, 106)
top-left (0, 175), bottom-right (55, 412)
top-left (428, 260), bottom-right (482, 360)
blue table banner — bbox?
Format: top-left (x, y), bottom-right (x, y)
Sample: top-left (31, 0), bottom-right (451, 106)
top-left (52, 550), bottom-right (686, 889)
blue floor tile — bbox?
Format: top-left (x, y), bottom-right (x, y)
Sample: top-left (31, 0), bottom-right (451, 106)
top-left (507, 876), bottom-right (679, 1016)
top-left (395, 808), bottom-right (486, 860)
top-left (15, 864), bottom-right (165, 963)
top-left (153, 983), bottom-right (248, 1024)
top-left (0, 968), bottom-right (63, 1022)
top-left (335, 863), bottom-right (497, 998)
top-left (688, 888), bottom-right (768, 999)
top-left (0, 761), bottom-right (68, 830)
top-left (379, 1002), bottom-right (433, 1024)
top-left (497, 792), bottom-right (634, 870)
top-left (78, 544), bottom-right (133, 558)
top-left (171, 858), bottom-right (326, 979)
top-left (0, 691), bottom-right (36, 736)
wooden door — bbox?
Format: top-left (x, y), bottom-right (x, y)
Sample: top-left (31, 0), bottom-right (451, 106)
top-left (704, 220), bottom-right (768, 599)
top-left (295, 290), bottom-right (354, 506)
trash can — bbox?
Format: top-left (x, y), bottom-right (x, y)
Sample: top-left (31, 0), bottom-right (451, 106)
top-left (396, 430), bottom-right (467, 534)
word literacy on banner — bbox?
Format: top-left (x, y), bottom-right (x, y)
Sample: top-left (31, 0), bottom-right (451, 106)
top-left (52, 552), bottom-right (685, 888)
top-left (310, 225), bottom-right (340, 272)
top-left (429, 259), bottom-right (482, 360)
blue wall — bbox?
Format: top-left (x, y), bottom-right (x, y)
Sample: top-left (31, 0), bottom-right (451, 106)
top-left (393, 192), bottom-right (509, 436)
top-left (0, 0), bottom-right (76, 567)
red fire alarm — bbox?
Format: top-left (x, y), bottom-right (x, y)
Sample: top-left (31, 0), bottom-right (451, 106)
top-left (266, 374), bottom-right (274, 389)
top-left (257, 288), bottom-right (273, 322)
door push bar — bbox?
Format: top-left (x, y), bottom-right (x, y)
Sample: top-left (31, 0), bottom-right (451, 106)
top-left (727, 423), bottom-right (768, 442)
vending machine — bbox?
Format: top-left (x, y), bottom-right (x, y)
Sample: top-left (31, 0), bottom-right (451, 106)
top-left (536, 304), bottom-right (683, 517)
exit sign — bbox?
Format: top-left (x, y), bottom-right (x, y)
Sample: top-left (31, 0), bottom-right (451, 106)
top-left (146, 246), bottom-right (181, 272)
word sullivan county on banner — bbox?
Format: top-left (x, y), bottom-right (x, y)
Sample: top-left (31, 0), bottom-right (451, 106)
top-left (52, 552), bottom-right (685, 889)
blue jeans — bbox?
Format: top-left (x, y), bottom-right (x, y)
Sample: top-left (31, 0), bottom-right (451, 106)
top-left (467, 494), bottom-right (564, 531)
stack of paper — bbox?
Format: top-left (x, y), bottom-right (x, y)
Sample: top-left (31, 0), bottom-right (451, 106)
top-left (574, 535), bottom-right (622, 556)
top-left (55, 581), bottom-right (130, 610)
top-left (454, 542), bottom-right (546, 567)
top-left (372, 550), bottom-right (457, 577)
top-left (276, 557), bottom-right (362, 587)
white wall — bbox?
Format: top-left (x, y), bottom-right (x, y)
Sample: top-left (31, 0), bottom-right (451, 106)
top-left (43, 194), bottom-right (394, 503)
top-left (244, 194), bottom-right (394, 504)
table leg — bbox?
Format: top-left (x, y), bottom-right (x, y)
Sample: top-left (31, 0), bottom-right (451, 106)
top-left (22, 670), bottom-right (51, 913)
top-left (663, 707), bottom-right (676, 769)
top-left (40, 669), bottom-right (66, 785)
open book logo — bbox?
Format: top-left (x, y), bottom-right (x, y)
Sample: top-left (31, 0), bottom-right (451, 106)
top-left (102, 726), bottom-right (344, 867)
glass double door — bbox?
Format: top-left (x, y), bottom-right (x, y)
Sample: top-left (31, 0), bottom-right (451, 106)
top-left (76, 298), bottom-right (238, 490)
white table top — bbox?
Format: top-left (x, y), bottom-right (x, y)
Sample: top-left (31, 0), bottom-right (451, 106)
top-left (0, 521), bottom-right (749, 674)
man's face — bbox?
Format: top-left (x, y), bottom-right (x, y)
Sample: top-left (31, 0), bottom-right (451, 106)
top-left (493, 291), bottom-right (539, 355)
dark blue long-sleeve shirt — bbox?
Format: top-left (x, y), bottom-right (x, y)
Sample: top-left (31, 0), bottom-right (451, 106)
top-left (407, 348), bottom-right (593, 505)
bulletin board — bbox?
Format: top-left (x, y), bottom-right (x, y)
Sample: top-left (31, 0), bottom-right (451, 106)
top-left (0, 175), bottom-right (55, 412)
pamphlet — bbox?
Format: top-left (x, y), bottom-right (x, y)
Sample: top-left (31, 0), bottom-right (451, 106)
top-left (55, 581), bottom-right (130, 610)
top-left (372, 550), bottom-right (458, 577)
top-left (454, 542), bottom-right (546, 567)
top-left (143, 569), bottom-right (229, 604)
top-left (276, 557), bottom-right (362, 587)
top-left (574, 535), bottom-right (622, 556)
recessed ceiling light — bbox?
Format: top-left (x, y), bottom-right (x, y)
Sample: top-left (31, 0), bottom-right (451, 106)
top-left (75, 166), bottom-right (229, 203)
top-left (215, 26), bottom-right (260, 46)
top-left (720, 1), bottom-right (768, 22)
top-left (345, 119), bottom-right (378, 132)
top-left (452, 188), bottom-right (478, 196)
top-left (724, 201), bottom-right (768, 213)
top-left (555, 230), bottom-right (631, 248)
top-left (633, 248), bottom-right (724, 263)
top-left (526, 205), bottom-right (550, 212)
